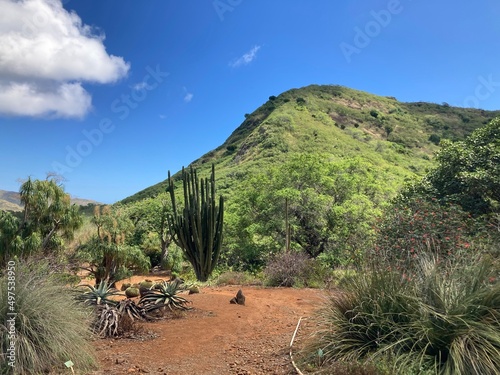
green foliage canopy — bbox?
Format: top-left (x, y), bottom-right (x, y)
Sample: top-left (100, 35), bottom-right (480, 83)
top-left (0, 177), bottom-right (82, 266)
top-left (224, 153), bottom-right (387, 270)
top-left (77, 205), bottom-right (150, 285)
top-left (126, 192), bottom-right (173, 266)
top-left (425, 117), bottom-right (500, 216)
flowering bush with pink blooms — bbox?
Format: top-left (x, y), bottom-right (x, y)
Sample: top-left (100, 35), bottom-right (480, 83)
top-left (373, 197), bottom-right (473, 270)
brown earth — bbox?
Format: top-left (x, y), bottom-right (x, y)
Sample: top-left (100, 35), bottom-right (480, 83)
top-left (89, 280), bottom-right (325, 375)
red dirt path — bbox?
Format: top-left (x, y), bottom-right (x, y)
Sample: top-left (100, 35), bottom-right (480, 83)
top-left (90, 285), bottom-right (325, 375)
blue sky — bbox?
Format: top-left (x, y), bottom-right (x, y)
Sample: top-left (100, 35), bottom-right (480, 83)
top-left (1, 0), bottom-right (500, 203)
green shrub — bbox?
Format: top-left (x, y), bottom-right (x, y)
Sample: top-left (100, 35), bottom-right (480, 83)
top-left (424, 115), bottom-right (444, 128)
top-left (306, 256), bottom-right (500, 374)
top-left (0, 263), bottom-right (97, 374)
top-left (163, 245), bottom-right (184, 274)
top-left (297, 258), bottom-right (339, 288)
top-left (226, 144), bottom-right (237, 153)
top-left (325, 268), bottom-right (358, 288)
top-left (428, 133), bottom-right (441, 145)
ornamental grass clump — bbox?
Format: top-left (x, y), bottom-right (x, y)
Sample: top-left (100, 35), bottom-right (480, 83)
top-left (306, 255), bottom-right (500, 375)
top-left (0, 263), bottom-right (97, 374)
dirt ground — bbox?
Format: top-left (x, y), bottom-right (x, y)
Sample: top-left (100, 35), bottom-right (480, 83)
top-left (89, 277), bottom-right (325, 375)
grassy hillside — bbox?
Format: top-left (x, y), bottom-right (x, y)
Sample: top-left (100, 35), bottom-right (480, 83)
top-left (122, 84), bottom-right (500, 204)
top-left (0, 190), bottom-right (23, 211)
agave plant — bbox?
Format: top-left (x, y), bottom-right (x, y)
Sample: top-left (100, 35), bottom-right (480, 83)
top-left (139, 279), bottom-right (191, 312)
top-left (94, 304), bottom-right (121, 337)
top-left (117, 299), bottom-right (148, 321)
top-left (76, 280), bottom-right (122, 306)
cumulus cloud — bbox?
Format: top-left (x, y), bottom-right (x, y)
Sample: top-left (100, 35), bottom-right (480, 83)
top-left (0, 0), bottom-right (130, 118)
top-left (0, 81), bottom-right (91, 118)
top-left (229, 45), bottom-right (261, 68)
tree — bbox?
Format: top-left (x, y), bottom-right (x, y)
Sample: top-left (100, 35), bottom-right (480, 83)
top-left (0, 177), bottom-right (82, 266)
top-left (224, 154), bottom-right (384, 270)
top-left (168, 165), bottom-right (224, 282)
top-left (127, 192), bottom-right (173, 267)
top-left (77, 205), bottom-right (150, 285)
top-left (425, 117), bottom-right (500, 216)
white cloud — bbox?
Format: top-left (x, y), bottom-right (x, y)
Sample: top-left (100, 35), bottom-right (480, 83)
top-left (182, 86), bottom-right (193, 103)
top-left (0, 81), bottom-right (91, 118)
top-left (0, 0), bottom-right (130, 118)
top-left (229, 45), bottom-right (261, 68)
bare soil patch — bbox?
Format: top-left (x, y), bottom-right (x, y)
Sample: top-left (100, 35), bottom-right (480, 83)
top-left (90, 285), bottom-right (325, 375)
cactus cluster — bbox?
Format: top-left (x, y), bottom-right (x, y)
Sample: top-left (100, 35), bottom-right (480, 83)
top-left (168, 164), bottom-right (224, 282)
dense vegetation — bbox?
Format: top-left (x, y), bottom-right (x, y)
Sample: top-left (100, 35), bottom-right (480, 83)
top-left (298, 117), bottom-right (500, 374)
top-left (303, 256), bottom-right (500, 374)
top-left (0, 177), bottom-right (82, 268)
top-left (120, 85), bottom-right (500, 272)
top-left (1, 85), bottom-right (500, 373)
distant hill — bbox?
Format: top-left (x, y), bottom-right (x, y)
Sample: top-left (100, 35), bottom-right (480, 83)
top-left (0, 189), bottom-right (100, 212)
top-left (120, 84), bottom-right (500, 204)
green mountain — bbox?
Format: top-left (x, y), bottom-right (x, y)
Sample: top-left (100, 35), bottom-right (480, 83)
top-left (122, 84), bottom-right (500, 204)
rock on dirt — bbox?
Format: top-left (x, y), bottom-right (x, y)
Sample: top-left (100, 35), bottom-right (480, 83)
top-left (91, 285), bottom-right (324, 375)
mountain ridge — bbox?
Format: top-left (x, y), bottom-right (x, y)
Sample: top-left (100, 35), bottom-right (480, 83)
top-left (0, 189), bottom-right (100, 212)
top-left (120, 84), bottom-right (500, 204)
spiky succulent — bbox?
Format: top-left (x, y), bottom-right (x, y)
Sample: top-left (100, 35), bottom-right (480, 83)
top-left (76, 280), bottom-right (122, 306)
top-left (117, 299), bottom-right (148, 321)
top-left (94, 304), bottom-right (121, 337)
top-left (139, 279), bottom-right (191, 312)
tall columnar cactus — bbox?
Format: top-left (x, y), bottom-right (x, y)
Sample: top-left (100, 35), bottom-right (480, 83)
top-left (167, 164), bottom-right (224, 282)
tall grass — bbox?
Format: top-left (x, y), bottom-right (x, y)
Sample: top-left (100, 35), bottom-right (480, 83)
top-left (305, 256), bottom-right (500, 374)
top-left (0, 263), bottom-right (97, 374)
